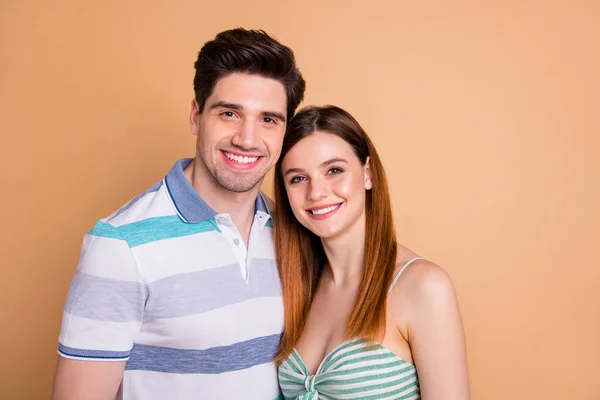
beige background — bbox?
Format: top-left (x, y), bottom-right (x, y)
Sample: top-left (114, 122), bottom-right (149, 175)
top-left (1, 1), bottom-right (599, 398)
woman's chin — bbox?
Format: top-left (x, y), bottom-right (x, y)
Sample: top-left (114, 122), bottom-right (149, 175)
top-left (310, 226), bottom-right (342, 241)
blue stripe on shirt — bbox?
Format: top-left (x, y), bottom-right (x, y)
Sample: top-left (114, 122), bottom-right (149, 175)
top-left (118, 215), bottom-right (218, 247)
top-left (89, 216), bottom-right (218, 247)
top-left (65, 271), bottom-right (146, 322)
top-left (125, 334), bottom-right (281, 374)
top-left (89, 220), bottom-right (123, 240)
top-left (64, 259), bottom-right (281, 322)
top-left (145, 259), bottom-right (280, 319)
top-left (58, 344), bottom-right (131, 360)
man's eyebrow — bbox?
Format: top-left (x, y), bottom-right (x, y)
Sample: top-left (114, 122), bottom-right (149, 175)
top-left (209, 101), bottom-right (286, 122)
top-left (283, 158), bottom-right (349, 176)
top-left (210, 101), bottom-right (242, 110)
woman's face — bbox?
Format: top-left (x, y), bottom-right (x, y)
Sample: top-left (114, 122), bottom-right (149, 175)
top-left (281, 132), bottom-right (372, 240)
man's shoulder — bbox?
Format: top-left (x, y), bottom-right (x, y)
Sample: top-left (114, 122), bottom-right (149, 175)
top-left (102, 180), bottom-right (169, 228)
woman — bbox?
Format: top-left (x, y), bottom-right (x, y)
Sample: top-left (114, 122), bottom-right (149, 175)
top-left (274, 106), bottom-right (470, 399)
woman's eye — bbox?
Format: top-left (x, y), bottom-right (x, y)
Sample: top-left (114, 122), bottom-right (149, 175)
top-left (289, 176), bottom-right (306, 184)
top-left (328, 167), bottom-right (343, 175)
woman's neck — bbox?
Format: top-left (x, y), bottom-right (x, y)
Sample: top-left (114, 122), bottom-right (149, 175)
top-left (320, 214), bottom-right (366, 287)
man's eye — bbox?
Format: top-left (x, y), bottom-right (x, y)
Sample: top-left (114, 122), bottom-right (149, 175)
top-left (221, 111), bottom-right (235, 118)
top-left (264, 117), bottom-right (277, 124)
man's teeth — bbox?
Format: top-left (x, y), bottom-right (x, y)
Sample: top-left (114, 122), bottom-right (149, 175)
top-left (224, 152), bottom-right (259, 164)
top-left (310, 204), bottom-right (340, 215)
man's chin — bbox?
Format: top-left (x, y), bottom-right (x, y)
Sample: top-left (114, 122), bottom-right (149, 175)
top-left (215, 175), bottom-right (264, 193)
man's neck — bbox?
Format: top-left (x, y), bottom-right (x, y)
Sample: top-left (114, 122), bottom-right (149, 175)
top-left (184, 158), bottom-right (260, 244)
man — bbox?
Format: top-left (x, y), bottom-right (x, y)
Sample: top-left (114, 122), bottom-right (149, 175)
top-left (52, 28), bottom-right (305, 399)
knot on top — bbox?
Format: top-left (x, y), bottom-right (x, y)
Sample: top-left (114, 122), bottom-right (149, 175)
top-left (304, 374), bottom-right (317, 392)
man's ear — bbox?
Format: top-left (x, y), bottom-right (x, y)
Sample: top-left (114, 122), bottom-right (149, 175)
top-left (364, 156), bottom-right (372, 190)
top-left (190, 99), bottom-right (200, 136)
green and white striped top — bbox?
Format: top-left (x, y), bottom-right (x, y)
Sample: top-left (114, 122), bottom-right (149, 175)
top-left (278, 258), bottom-right (423, 400)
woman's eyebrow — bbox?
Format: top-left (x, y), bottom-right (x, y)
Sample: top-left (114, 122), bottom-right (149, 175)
top-left (283, 158), bottom-right (348, 176)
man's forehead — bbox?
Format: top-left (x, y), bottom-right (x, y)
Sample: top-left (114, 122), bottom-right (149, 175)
top-left (208, 73), bottom-right (287, 113)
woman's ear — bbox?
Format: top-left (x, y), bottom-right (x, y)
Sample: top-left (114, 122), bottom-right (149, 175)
top-left (364, 156), bottom-right (373, 190)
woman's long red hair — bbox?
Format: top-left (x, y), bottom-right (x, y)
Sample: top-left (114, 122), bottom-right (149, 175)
top-left (274, 105), bottom-right (397, 363)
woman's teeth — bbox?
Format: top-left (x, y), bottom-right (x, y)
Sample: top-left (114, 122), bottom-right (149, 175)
top-left (310, 204), bottom-right (340, 215)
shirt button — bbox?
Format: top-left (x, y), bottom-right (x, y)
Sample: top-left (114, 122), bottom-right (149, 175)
top-left (234, 238), bottom-right (240, 245)
top-left (218, 217), bottom-right (227, 224)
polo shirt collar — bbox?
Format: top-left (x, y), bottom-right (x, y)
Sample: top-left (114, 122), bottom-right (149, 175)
top-left (165, 158), bottom-right (270, 223)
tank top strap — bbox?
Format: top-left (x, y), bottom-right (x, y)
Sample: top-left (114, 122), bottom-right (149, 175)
top-left (388, 257), bottom-right (424, 293)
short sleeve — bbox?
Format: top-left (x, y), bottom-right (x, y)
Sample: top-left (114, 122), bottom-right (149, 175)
top-left (57, 220), bottom-right (147, 361)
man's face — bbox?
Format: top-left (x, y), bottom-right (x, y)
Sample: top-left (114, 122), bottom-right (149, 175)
top-left (190, 72), bottom-right (288, 193)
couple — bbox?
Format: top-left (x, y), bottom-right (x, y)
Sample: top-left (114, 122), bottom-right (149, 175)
top-left (52, 29), bottom-right (469, 399)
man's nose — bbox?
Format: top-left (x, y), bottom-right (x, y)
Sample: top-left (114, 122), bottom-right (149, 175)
top-left (231, 119), bottom-right (260, 150)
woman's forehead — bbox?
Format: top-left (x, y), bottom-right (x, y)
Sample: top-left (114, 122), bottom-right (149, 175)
top-left (283, 133), bottom-right (358, 167)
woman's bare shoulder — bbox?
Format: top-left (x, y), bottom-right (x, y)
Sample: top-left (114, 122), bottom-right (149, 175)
top-left (391, 244), bottom-right (457, 308)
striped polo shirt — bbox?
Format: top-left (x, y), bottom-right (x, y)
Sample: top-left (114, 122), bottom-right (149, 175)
top-left (57, 158), bottom-right (283, 399)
